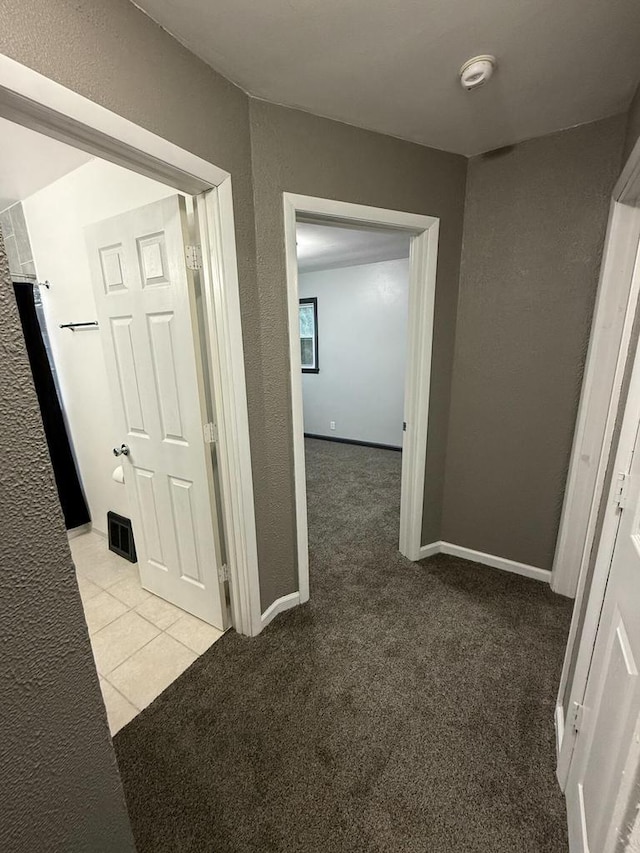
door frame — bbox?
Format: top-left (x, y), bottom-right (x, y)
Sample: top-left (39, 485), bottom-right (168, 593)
top-left (552, 144), bottom-right (640, 600)
top-left (282, 193), bottom-right (439, 601)
top-left (564, 317), bottom-right (640, 850)
top-left (554, 135), bottom-right (640, 786)
top-left (0, 53), bottom-right (263, 636)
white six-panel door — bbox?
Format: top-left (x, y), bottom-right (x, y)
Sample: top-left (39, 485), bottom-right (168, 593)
top-left (85, 195), bottom-right (226, 629)
top-left (566, 417), bottom-right (640, 852)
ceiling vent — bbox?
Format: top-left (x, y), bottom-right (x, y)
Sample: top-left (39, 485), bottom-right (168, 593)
top-left (460, 55), bottom-right (496, 91)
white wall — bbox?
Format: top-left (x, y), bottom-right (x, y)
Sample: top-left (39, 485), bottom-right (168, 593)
top-left (299, 257), bottom-right (409, 448)
top-left (23, 160), bottom-right (176, 535)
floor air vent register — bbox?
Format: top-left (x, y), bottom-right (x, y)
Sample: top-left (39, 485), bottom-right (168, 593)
top-left (107, 511), bottom-right (137, 563)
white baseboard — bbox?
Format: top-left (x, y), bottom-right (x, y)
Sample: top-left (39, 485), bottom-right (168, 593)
top-left (417, 541), bottom-right (441, 559)
top-left (555, 702), bottom-right (565, 763)
top-left (440, 541), bottom-right (551, 583)
top-left (260, 591), bottom-right (300, 630)
top-left (91, 525), bottom-right (108, 539)
top-left (415, 540), bottom-right (551, 584)
top-left (258, 541), bottom-right (549, 634)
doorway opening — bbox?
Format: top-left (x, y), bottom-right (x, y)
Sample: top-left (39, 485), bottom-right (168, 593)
top-left (0, 54), bottom-right (261, 647)
top-left (296, 219), bottom-right (411, 593)
top-left (282, 195), bottom-right (439, 606)
top-left (553, 139), bottom-right (640, 790)
top-left (1, 116), bottom-right (232, 731)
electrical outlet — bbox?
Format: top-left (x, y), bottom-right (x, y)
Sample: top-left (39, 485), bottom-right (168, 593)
top-left (330, 421), bottom-right (336, 430)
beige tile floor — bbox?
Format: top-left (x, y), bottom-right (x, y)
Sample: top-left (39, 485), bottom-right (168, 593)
top-left (70, 531), bottom-right (224, 735)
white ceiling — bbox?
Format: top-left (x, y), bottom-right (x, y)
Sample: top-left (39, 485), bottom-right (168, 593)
top-left (0, 118), bottom-right (91, 212)
top-left (296, 221), bottom-right (410, 273)
top-left (135, 0), bottom-right (640, 156)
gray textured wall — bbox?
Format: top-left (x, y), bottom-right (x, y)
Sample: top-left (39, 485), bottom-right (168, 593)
top-left (623, 81), bottom-right (640, 163)
top-left (0, 232), bottom-right (136, 851)
top-left (442, 115), bottom-right (626, 569)
top-left (249, 100), bottom-right (467, 605)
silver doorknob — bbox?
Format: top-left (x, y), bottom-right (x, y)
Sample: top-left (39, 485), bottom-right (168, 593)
top-left (113, 444), bottom-right (130, 457)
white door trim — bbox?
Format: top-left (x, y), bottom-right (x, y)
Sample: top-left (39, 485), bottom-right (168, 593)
top-left (260, 592), bottom-right (301, 631)
top-left (551, 199), bottom-right (640, 599)
top-left (554, 134), bottom-right (640, 786)
top-left (0, 55), bottom-right (227, 192)
top-left (283, 193), bottom-right (439, 602)
top-left (0, 53), bottom-right (262, 636)
top-left (552, 134), bottom-right (640, 600)
top-left (563, 310), bottom-right (640, 850)
top-left (196, 187), bottom-right (262, 635)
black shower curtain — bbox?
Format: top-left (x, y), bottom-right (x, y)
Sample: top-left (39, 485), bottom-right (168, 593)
top-left (13, 283), bottom-right (90, 530)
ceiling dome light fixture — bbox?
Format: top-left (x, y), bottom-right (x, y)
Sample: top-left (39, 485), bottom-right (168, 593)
top-left (459, 55), bottom-right (496, 91)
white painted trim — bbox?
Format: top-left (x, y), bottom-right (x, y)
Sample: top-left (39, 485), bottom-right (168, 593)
top-left (551, 201), bottom-right (640, 598)
top-left (399, 221), bottom-right (440, 562)
top-left (562, 332), bottom-right (640, 847)
top-left (0, 54), bottom-right (228, 192)
top-left (556, 702), bottom-right (575, 790)
top-left (290, 195), bottom-right (437, 232)
top-left (0, 54), bottom-right (260, 636)
top-left (417, 540), bottom-right (551, 583)
top-left (283, 196), bottom-right (310, 604)
top-left (554, 137), bottom-right (640, 785)
top-left (556, 301), bottom-right (640, 789)
top-left (613, 133), bottom-right (640, 203)
top-left (260, 592), bottom-right (301, 630)
top-left (439, 542), bottom-right (551, 583)
top-left (417, 542), bottom-right (441, 559)
top-left (283, 193), bottom-right (439, 601)
top-left (555, 703), bottom-right (565, 766)
top-left (90, 526), bottom-right (108, 540)
top-left (197, 187), bottom-right (262, 637)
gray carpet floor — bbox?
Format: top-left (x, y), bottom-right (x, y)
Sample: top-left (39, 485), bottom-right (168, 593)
top-left (114, 438), bottom-right (573, 852)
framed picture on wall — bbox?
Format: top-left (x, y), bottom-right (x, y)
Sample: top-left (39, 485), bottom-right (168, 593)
top-left (299, 297), bottom-right (319, 373)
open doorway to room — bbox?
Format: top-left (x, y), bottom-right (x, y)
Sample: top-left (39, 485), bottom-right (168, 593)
top-left (296, 219), bottom-right (411, 592)
top-left (283, 195), bottom-right (440, 605)
top-left (297, 221), bottom-right (411, 452)
top-left (0, 115), bottom-right (230, 733)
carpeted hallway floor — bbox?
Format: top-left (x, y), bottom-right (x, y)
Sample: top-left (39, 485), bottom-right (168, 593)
top-left (114, 438), bottom-right (573, 852)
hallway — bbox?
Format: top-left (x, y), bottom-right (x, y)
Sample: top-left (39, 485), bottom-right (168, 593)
top-left (114, 438), bottom-right (573, 852)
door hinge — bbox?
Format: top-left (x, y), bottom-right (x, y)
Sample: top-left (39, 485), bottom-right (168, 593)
top-left (569, 701), bottom-right (585, 734)
top-left (185, 244), bottom-right (203, 271)
top-left (403, 421), bottom-right (407, 432)
top-left (218, 563), bottom-right (230, 583)
top-left (203, 422), bottom-right (218, 444)
top-left (615, 471), bottom-right (630, 509)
